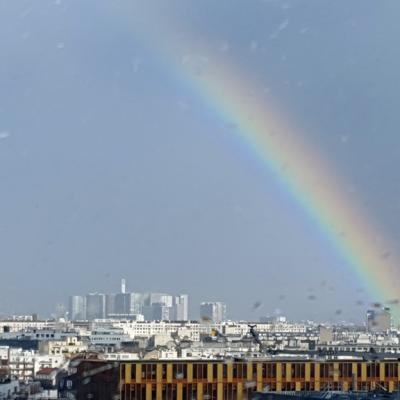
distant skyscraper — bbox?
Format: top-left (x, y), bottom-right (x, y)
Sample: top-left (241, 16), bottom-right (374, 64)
top-left (69, 295), bottom-right (86, 321)
top-left (367, 308), bottom-right (391, 332)
top-left (70, 286), bottom-right (187, 321)
top-left (131, 293), bottom-right (143, 315)
top-left (138, 293), bottom-right (188, 321)
top-left (105, 293), bottom-right (116, 317)
top-left (200, 302), bottom-right (226, 323)
top-left (146, 293), bottom-right (173, 307)
top-left (143, 302), bottom-right (171, 321)
top-left (85, 293), bottom-right (106, 320)
top-left (173, 295), bottom-right (189, 321)
top-left (115, 293), bottom-right (132, 315)
top-left (319, 325), bottom-right (333, 344)
top-left (54, 303), bottom-right (67, 320)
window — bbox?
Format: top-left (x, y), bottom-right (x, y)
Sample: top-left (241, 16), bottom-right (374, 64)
top-left (385, 363), bottom-right (398, 378)
top-left (320, 364), bottom-right (334, 379)
top-left (213, 364), bottom-right (218, 380)
top-left (310, 364), bottom-right (315, 378)
top-left (173, 363), bottom-right (187, 380)
top-left (193, 363), bottom-right (207, 380)
top-left (131, 364), bottom-right (136, 380)
top-left (367, 363), bottom-right (379, 378)
top-left (223, 364), bottom-right (228, 379)
top-left (292, 363), bottom-right (305, 379)
top-left (232, 363), bottom-right (246, 379)
top-left (339, 363), bottom-right (352, 378)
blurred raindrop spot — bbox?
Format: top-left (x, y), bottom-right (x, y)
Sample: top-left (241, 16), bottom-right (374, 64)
top-left (0, 131), bottom-right (10, 140)
top-left (252, 301), bottom-right (262, 311)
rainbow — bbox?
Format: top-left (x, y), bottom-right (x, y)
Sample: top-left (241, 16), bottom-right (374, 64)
top-left (103, 4), bottom-right (400, 315)
top-left (186, 59), bottom-right (399, 302)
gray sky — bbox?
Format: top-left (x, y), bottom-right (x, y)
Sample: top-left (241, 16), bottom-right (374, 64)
top-left (1, 0), bottom-right (400, 321)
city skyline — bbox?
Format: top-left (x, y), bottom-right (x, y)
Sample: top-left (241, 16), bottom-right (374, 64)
top-left (0, 274), bottom-right (395, 324)
top-left (0, 308), bottom-right (398, 399)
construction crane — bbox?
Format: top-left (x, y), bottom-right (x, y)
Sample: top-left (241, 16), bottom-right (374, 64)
top-left (248, 324), bottom-right (265, 353)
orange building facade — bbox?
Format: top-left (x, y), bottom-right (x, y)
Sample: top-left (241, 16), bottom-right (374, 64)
top-left (120, 359), bottom-right (400, 400)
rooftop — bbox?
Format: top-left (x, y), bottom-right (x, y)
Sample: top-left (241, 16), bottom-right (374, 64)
top-left (36, 368), bottom-right (58, 376)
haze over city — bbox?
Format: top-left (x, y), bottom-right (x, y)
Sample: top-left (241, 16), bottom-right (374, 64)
top-left (1, 0), bottom-right (400, 322)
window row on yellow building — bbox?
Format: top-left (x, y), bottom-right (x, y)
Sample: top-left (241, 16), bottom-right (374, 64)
top-left (121, 360), bottom-right (400, 385)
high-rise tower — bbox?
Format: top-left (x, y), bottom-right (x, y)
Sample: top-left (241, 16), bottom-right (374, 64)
top-left (121, 278), bottom-right (126, 294)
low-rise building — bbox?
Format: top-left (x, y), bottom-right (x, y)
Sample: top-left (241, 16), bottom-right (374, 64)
top-left (89, 328), bottom-right (131, 348)
top-left (8, 349), bottom-right (35, 382)
top-left (1, 347), bottom-right (66, 382)
top-left (38, 337), bottom-right (88, 356)
top-left (35, 368), bottom-right (59, 389)
top-left (0, 320), bottom-right (53, 334)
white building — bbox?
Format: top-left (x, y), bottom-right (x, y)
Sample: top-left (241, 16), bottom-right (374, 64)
top-left (139, 293), bottom-right (189, 321)
top-left (2, 347), bottom-right (66, 382)
top-left (0, 320), bottom-right (53, 334)
top-left (68, 295), bottom-right (86, 321)
top-left (38, 337), bottom-right (88, 356)
top-left (146, 293), bottom-right (174, 307)
top-left (88, 328), bottom-right (131, 347)
top-left (8, 349), bottom-right (35, 382)
top-left (200, 302), bottom-right (227, 323)
top-left (113, 321), bottom-right (202, 342)
top-left (173, 295), bottom-right (189, 321)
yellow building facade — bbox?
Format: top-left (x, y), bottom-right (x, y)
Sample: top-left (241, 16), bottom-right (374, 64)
top-left (120, 359), bottom-right (400, 400)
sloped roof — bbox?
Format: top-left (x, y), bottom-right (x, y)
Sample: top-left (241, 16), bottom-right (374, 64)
top-left (37, 368), bottom-right (57, 376)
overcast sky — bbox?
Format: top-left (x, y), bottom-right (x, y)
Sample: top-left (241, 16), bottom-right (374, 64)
top-left (1, 0), bottom-right (400, 321)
